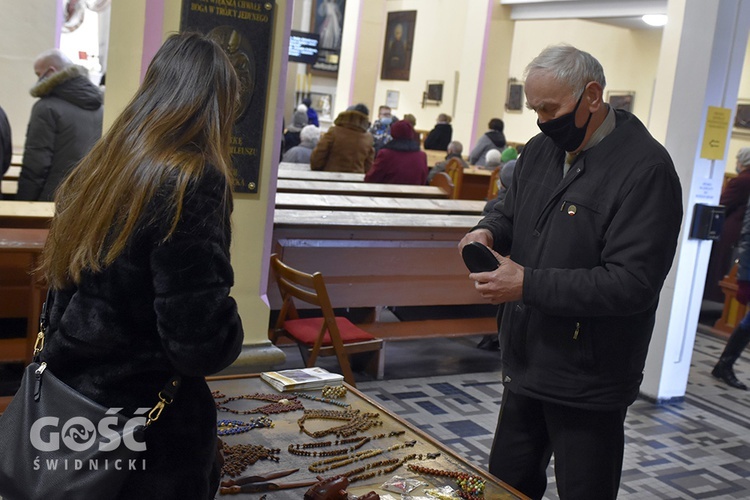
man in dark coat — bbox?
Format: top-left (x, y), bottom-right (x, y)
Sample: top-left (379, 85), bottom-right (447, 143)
top-left (17, 49), bottom-right (103, 201)
top-left (459, 44), bottom-right (682, 499)
top-left (703, 147), bottom-right (750, 302)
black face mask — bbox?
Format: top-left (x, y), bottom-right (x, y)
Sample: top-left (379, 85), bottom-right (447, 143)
top-left (537, 92), bottom-right (592, 152)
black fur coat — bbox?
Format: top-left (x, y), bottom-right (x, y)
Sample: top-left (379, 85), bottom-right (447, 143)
top-left (42, 165), bottom-right (244, 499)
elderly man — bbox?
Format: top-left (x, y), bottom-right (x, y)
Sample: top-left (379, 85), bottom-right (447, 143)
top-left (17, 49), bottom-right (103, 201)
top-left (458, 44), bottom-right (682, 499)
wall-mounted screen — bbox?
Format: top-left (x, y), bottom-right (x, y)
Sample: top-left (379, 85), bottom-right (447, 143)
top-left (289, 30), bottom-right (319, 64)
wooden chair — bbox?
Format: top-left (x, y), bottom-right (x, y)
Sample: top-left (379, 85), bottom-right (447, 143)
top-left (443, 158), bottom-right (464, 199)
top-left (486, 166), bottom-right (501, 200)
top-left (429, 171), bottom-right (455, 198)
top-left (269, 253), bottom-right (384, 386)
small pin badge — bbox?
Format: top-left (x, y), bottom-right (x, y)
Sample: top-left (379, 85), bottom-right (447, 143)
top-left (567, 205), bottom-right (577, 216)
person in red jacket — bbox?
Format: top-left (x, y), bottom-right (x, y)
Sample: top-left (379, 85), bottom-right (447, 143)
top-left (704, 147), bottom-right (750, 302)
top-left (365, 120), bottom-right (427, 185)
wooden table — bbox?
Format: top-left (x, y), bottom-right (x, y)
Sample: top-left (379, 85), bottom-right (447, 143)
top-left (276, 179), bottom-right (448, 199)
top-left (276, 193), bottom-right (484, 215)
top-left (277, 169), bottom-right (365, 183)
top-left (206, 374), bottom-right (528, 499)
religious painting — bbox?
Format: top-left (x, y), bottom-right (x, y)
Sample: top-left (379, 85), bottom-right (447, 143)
top-left (607, 91), bottom-right (635, 113)
top-left (380, 10), bottom-right (417, 81)
top-left (422, 81), bottom-right (443, 106)
top-left (310, 0), bottom-right (346, 74)
top-left (180, 0), bottom-right (275, 194)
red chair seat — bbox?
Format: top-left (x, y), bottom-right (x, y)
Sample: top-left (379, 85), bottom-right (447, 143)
top-left (284, 317), bottom-right (375, 346)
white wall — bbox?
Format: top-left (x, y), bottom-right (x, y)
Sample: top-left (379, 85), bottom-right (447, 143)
top-left (0, 1), bottom-right (59, 153)
top-left (503, 19), bottom-right (663, 147)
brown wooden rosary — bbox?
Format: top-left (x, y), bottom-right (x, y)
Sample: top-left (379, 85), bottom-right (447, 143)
top-left (220, 442), bottom-right (281, 478)
top-left (297, 409), bottom-right (383, 438)
top-left (215, 392), bottom-right (304, 415)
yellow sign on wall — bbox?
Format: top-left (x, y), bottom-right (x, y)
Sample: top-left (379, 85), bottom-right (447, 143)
top-left (701, 106), bottom-right (732, 160)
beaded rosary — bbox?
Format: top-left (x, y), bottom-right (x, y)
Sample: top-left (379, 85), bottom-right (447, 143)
top-left (293, 391), bottom-right (351, 408)
top-left (288, 430), bottom-right (406, 458)
top-left (217, 416), bottom-right (274, 436)
top-left (321, 384), bottom-right (347, 398)
top-left (215, 392), bottom-right (304, 415)
top-left (297, 409), bottom-right (383, 438)
top-left (406, 464), bottom-right (486, 499)
top-left (220, 443), bottom-right (281, 478)
top-left (307, 440), bottom-right (417, 473)
top-left (338, 451), bottom-right (439, 484)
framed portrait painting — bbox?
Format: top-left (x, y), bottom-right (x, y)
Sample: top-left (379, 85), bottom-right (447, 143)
top-left (380, 11), bottom-right (417, 81)
top-left (310, 0), bottom-right (346, 74)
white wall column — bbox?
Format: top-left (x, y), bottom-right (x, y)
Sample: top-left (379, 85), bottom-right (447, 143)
top-left (641, 0), bottom-right (750, 402)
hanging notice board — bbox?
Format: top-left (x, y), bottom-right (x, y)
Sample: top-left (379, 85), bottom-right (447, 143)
top-left (181, 1), bottom-right (275, 194)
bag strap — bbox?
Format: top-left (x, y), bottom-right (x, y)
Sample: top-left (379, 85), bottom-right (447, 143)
top-left (35, 289), bottom-right (182, 427)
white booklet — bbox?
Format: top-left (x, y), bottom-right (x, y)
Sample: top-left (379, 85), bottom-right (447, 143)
top-left (260, 367), bottom-right (344, 392)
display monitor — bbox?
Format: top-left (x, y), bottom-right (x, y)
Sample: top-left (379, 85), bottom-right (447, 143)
top-left (289, 30), bottom-right (320, 64)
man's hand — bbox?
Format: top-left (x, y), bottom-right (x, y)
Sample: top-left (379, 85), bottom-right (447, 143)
top-left (737, 280), bottom-right (750, 305)
top-left (458, 229), bottom-right (493, 253)
top-left (469, 246), bottom-right (524, 304)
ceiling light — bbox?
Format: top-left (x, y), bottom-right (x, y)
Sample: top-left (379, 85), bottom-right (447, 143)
top-left (642, 14), bottom-right (667, 27)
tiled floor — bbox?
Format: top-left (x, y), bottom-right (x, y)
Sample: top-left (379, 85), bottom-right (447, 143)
top-left (277, 330), bottom-right (750, 500)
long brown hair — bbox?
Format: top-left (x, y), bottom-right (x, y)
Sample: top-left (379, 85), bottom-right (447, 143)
top-left (41, 32), bottom-right (240, 288)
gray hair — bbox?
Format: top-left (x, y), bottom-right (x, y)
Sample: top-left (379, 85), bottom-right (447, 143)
top-left (34, 49), bottom-right (73, 71)
top-left (447, 141), bottom-right (463, 155)
top-left (738, 147), bottom-right (750, 167)
top-left (524, 44), bottom-right (606, 98)
top-left (300, 124), bottom-right (321, 145)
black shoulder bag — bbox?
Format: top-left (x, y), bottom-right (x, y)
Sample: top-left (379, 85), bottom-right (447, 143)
top-left (0, 290), bottom-right (181, 500)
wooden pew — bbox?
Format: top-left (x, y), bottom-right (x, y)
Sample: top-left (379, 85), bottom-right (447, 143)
top-left (276, 179), bottom-right (449, 198)
top-left (277, 169), bottom-right (365, 182)
top-left (275, 192), bottom-right (485, 215)
top-left (460, 166), bottom-right (493, 200)
top-left (270, 209), bottom-right (498, 343)
top-left (0, 201), bottom-right (55, 228)
top-left (278, 161), bottom-right (313, 171)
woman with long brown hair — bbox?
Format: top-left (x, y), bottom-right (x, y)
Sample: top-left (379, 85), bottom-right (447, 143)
top-left (38, 32), bottom-right (244, 498)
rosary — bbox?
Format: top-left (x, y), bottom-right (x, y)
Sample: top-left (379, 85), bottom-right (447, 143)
top-left (307, 440), bottom-right (417, 473)
top-left (407, 464), bottom-right (486, 499)
top-left (220, 443), bottom-right (281, 478)
top-left (297, 409), bottom-right (383, 438)
top-left (288, 430), bottom-right (406, 458)
top-left (215, 392), bottom-right (304, 415)
top-left (217, 416), bottom-right (274, 436)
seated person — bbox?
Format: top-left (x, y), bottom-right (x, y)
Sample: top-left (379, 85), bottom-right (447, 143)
top-left (427, 140), bottom-right (468, 184)
top-left (302, 97), bottom-right (319, 127)
top-left (402, 113), bottom-right (420, 141)
top-left (283, 105), bottom-right (309, 153)
top-left (281, 124), bottom-right (321, 164)
top-left (469, 118), bottom-right (506, 166)
top-left (423, 113), bottom-right (453, 151)
top-left (483, 159), bottom-right (517, 214)
top-left (310, 103), bottom-right (374, 173)
top-left (369, 105), bottom-right (396, 154)
top-left (365, 120), bottom-right (427, 185)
